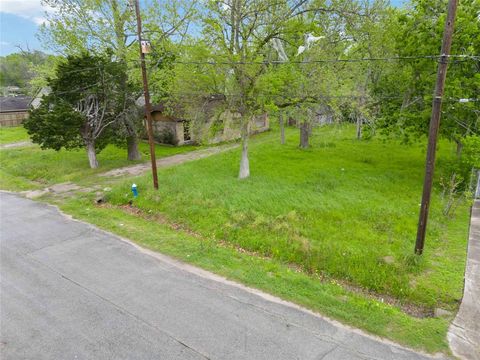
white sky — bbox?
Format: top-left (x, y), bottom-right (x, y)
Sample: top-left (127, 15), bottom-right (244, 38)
top-left (0, 0), bottom-right (52, 25)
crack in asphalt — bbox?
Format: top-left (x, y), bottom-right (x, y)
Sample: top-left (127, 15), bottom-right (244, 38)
top-left (316, 344), bottom-right (340, 360)
top-left (167, 274), bottom-right (409, 360)
top-left (23, 254), bottom-right (211, 360)
top-left (23, 228), bottom-right (94, 255)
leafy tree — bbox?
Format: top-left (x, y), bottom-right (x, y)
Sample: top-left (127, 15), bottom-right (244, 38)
top-left (178, 0), bottom-right (321, 178)
top-left (373, 0), bottom-right (480, 148)
top-left (39, 0), bottom-right (141, 160)
top-left (39, 0), bottom-right (197, 161)
top-left (0, 50), bottom-right (58, 94)
top-left (256, 0), bottom-right (384, 146)
top-left (24, 53), bottom-right (124, 168)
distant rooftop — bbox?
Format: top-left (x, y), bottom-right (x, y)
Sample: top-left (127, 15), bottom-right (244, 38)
top-left (0, 96), bottom-right (32, 112)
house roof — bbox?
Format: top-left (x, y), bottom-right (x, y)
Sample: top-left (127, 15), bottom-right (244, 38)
top-left (141, 101), bottom-right (185, 121)
top-left (0, 96), bottom-right (32, 113)
top-left (138, 94), bottom-right (228, 122)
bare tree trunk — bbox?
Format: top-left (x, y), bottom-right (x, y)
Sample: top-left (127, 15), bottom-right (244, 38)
top-left (238, 120), bottom-right (250, 179)
top-left (299, 121), bottom-right (309, 149)
top-left (127, 135), bottom-right (142, 160)
top-left (455, 140), bottom-right (463, 158)
top-left (111, 1), bottom-right (142, 162)
top-left (356, 116), bottom-right (362, 139)
top-left (279, 111), bottom-right (285, 145)
top-left (86, 141), bottom-right (99, 168)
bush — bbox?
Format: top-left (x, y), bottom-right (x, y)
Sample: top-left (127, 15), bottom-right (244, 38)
top-left (154, 129), bottom-right (177, 145)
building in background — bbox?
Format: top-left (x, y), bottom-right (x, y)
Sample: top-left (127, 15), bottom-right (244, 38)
top-left (0, 96), bottom-right (31, 127)
top-left (139, 95), bottom-right (270, 146)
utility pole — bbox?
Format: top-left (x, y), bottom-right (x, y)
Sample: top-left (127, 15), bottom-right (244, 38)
top-left (415, 0), bottom-right (458, 255)
top-left (132, 0), bottom-right (159, 190)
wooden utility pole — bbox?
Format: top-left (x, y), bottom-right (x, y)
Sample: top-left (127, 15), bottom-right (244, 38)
top-left (132, 0), bottom-right (158, 190)
top-left (415, 0), bottom-right (458, 255)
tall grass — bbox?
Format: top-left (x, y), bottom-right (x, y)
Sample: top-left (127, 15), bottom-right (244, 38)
top-left (107, 125), bottom-right (470, 308)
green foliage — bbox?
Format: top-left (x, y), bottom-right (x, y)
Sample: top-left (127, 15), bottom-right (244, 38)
top-left (49, 52), bottom-right (123, 106)
top-left (437, 134), bottom-right (480, 195)
top-left (39, 0), bottom-right (198, 157)
top-left (24, 52), bottom-right (125, 160)
top-left (0, 124), bottom-right (468, 353)
top-left (24, 97), bottom-right (85, 151)
top-left (62, 195), bottom-right (452, 353)
top-left (462, 135), bottom-right (480, 169)
top-left (107, 125), bottom-right (470, 309)
top-left (154, 128), bottom-right (177, 145)
top-left (0, 51), bottom-right (59, 94)
top-left (374, 0), bottom-right (480, 143)
top-left (0, 127), bottom-right (29, 145)
top-left (0, 141), bottom-right (197, 189)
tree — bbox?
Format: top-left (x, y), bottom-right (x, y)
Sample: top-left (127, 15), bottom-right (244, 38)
top-left (0, 50), bottom-right (58, 95)
top-left (184, 0), bottom-right (319, 178)
top-left (254, 0), bottom-right (384, 147)
top-left (373, 0), bottom-right (480, 147)
top-left (39, 0), bottom-right (197, 161)
top-left (24, 53), bottom-right (123, 168)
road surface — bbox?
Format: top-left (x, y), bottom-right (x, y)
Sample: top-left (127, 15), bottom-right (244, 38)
top-left (0, 192), bottom-right (442, 360)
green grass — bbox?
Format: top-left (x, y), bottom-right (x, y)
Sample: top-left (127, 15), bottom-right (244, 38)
top-left (58, 193), bottom-right (451, 353)
top-left (0, 140), bottom-right (198, 189)
top-left (1, 123), bottom-right (471, 353)
top-left (0, 126), bottom-right (29, 144)
top-left (106, 125), bottom-right (470, 310)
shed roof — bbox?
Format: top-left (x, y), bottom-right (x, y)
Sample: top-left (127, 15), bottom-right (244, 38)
top-left (139, 94), bottom-right (228, 122)
top-left (0, 96), bottom-right (32, 112)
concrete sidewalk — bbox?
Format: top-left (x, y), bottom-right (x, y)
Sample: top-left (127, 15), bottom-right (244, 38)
top-left (448, 200), bottom-right (480, 359)
top-left (1, 192), bottom-right (443, 360)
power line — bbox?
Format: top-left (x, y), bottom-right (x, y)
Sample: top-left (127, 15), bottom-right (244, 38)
top-left (41, 54), bottom-right (478, 78)
top-left (160, 92), bottom-right (479, 103)
top-left (42, 84), bottom-right (478, 104)
top-left (164, 54), bottom-right (480, 65)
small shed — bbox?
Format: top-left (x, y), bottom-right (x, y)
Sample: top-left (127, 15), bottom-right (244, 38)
top-left (145, 103), bottom-right (191, 146)
top-left (139, 96), bottom-right (270, 145)
top-left (0, 96), bottom-right (32, 127)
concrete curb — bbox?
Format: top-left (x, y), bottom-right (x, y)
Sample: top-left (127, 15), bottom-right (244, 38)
top-left (0, 190), bottom-right (447, 359)
top-left (448, 200), bottom-right (480, 359)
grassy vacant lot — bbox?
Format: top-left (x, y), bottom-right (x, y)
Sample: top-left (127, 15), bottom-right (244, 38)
top-left (0, 126), bottom-right (29, 144)
top-left (0, 124), bottom-right (471, 353)
top-left (106, 125), bottom-right (469, 310)
top-left (0, 126), bottom-right (197, 190)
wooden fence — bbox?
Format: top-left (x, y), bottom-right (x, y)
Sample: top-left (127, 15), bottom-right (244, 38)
top-left (0, 111), bottom-right (28, 127)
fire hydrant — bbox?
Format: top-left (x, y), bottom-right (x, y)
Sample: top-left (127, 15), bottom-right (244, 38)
top-left (131, 183), bottom-right (138, 198)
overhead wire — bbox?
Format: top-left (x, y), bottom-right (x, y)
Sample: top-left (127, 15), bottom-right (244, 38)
top-left (46, 53), bottom-right (479, 77)
top-left (37, 54), bottom-right (479, 104)
top-left (129, 54), bottom-right (480, 66)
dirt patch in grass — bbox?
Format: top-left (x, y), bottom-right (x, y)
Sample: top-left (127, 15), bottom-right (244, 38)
top-left (340, 283), bottom-right (435, 318)
top-left (0, 141), bottom-right (33, 149)
top-left (100, 144), bottom-right (238, 177)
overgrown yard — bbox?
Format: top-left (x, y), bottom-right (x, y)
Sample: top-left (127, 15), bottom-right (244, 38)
top-left (0, 126), bottom-right (29, 145)
top-left (106, 125), bottom-right (470, 310)
top-left (0, 126), bottom-right (198, 190)
top-left (0, 124), bottom-right (471, 354)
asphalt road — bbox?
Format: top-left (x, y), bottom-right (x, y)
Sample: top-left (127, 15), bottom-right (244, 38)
top-left (0, 192), bottom-right (442, 360)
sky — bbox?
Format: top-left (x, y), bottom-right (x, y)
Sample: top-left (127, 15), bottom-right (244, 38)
top-left (0, 0), bottom-right (52, 55)
top-left (0, 0), bottom-right (407, 57)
